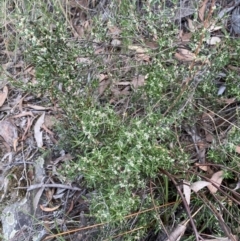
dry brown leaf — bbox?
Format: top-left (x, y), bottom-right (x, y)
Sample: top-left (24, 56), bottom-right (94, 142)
top-left (111, 86), bottom-right (130, 99)
top-left (44, 115), bottom-right (58, 129)
top-left (98, 79), bottom-right (110, 96)
top-left (108, 24), bottom-right (121, 36)
top-left (117, 82), bottom-right (131, 86)
top-left (76, 57), bottom-right (92, 64)
top-left (236, 146), bottom-right (240, 154)
top-left (183, 181), bottom-right (191, 205)
top-left (33, 186), bottom-right (44, 211)
top-left (0, 120), bottom-right (18, 147)
top-left (45, 188), bottom-right (54, 203)
top-left (34, 112), bottom-right (45, 148)
top-left (128, 45), bottom-right (142, 51)
top-left (207, 170), bottom-right (224, 194)
top-left (228, 65), bottom-right (240, 72)
top-left (67, 0), bottom-right (88, 8)
top-left (111, 39), bottom-right (121, 47)
top-left (205, 133), bottom-right (214, 143)
top-left (98, 74), bottom-right (108, 82)
top-left (209, 25), bottom-right (222, 32)
top-left (137, 53), bottom-right (151, 62)
top-left (166, 224), bottom-right (186, 241)
top-left (191, 180), bottom-right (210, 192)
top-left (0, 176), bottom-right (10, 201)
top-left (197, 164), bottom-right (208, 171)
top-left (206, 36), bottom-right (221, 45)
top-left (181, 32), bottom-right (193, 42)
top-left (135, 47), bottom-right (147, 54)
top-left (128, 45), bottom-right (148, 54)
top-left (187, 18), bottom-right (195, 32)
top-left (197, 141), bottom-right (207, 168)
top-left (198, 0), bottom-right (209, 22)
top-left (144, 40), bottom-right (158, 49)
top-left (22, 117), bottom-right (33, 141)
top-left (201, 112), bottom-right (215, 143)
top-left (175, 48), bottom-right (196, 62)
top-left (0, 86), bottom-right (8, 107)
top-left (83, 20), bottom-right (91, 31)
top-left (53, 153), bottom-right (73, 165)
top-left (128, 45), bottom-right (151, 62)
top-left (27, 164), bottom-right (34, 181)
top-left (217, 98), bottom-right (236, 106)
top-left (94, 47), bottom-right (105, 54)
top-left (40, 204), bottom-right (60, 212)
top-left (24, 65), bottom-right (35, 77)
top-left (73, 24), bottom-right (84, 38)
top-left (178, 30), bottom-right (193, 43)
top-left (132, 75), bottom-right (145, 88)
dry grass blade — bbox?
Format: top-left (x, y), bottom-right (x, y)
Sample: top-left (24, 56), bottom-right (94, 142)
top-left (40, 204), bottom-right (60, 212)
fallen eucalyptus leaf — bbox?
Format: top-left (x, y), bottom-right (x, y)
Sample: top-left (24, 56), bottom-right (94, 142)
top-left (198, 0), bottom-right (209, 22)
top-left (0, 86), bottom-right (8, 107)
top-left (206, 36), bottom-right (221, 45)
top-left (236, 146), bottom-right (240, 154)
top-left (207, 170), bottom-right (224, 194)
top-left (166, 224), bottom-right (186, 241)
top-left (217, 85), bottom-right (226, 96)
top-left (0, 120), bottom-right (18, 146)
top-left (111, 39), bottom-right (121, 47)
top-left (183, 181), bottom-right (191, 205)
top-left (191, 181), bottom-right (210, 192)
top-left (34, 112), bottom-right (45, 148)
top-left (132, 75), bottom-right (145, 89)
top-left (175, 48), bottom-right (196, 62)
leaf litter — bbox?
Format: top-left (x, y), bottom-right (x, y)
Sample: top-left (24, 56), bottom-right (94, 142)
top-left (1, 0), bottom-right (240, 240)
